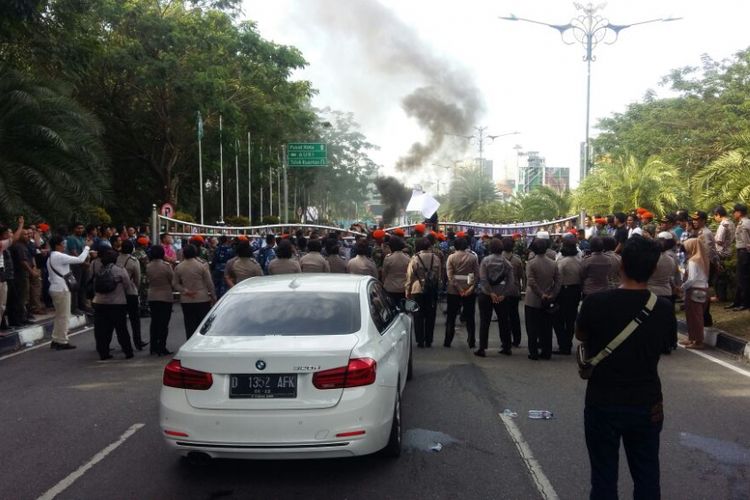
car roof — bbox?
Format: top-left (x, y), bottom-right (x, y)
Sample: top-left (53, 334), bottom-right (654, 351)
top-left (229, 273), bottom-right (374, 295)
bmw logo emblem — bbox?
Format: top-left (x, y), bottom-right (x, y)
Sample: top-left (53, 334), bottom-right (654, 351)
top-left (255, 360), bottom-right (266, 371)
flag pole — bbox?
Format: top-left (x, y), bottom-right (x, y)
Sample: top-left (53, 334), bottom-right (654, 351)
top-left (269, 144), bottom-right (274, 217)
top-left (259, 141), bottom-right (264, 222)
top-left (219, 114), bottom-right (224, 224)
top-left (197, 111), bottom-right (204, 225)
top-left (235, 138), bottom-right (240, 217)
top-left (253, 131), bottom-right (256, 223)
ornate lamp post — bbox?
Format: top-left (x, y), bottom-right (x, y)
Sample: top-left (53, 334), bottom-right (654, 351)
top-left (500, 3), bottom-right (680, 179)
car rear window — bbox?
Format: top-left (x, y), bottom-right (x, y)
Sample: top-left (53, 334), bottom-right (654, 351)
top-left (200, 292), bottom-right (361, 336)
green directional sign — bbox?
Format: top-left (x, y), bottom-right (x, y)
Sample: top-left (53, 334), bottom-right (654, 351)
top-left (287, 143), bottom-right (327, 167)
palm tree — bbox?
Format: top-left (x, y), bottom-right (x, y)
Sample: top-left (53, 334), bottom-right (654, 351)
top-left (0, 68), bottom-right (109, 222)
top-left (515, 186), bottom-right (573, 221)
top-left (445, 166), bottom-right (498, 221)
top-left (695, 133), bottom-right (750, 207)
top-left (574, 155), bottom-right (685, 217)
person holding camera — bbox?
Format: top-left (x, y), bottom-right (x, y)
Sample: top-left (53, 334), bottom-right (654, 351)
top-left (47, 235), bottom-right (92, 349)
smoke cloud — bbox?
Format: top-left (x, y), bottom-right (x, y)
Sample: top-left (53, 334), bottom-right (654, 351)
top-left (375, 176), bottom-right (411, 224)
top-left (289, 0), bottom-right (484, 171)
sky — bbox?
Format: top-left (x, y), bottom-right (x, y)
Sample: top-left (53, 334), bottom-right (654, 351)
top-left (241, 0), bottom-right (750, 191)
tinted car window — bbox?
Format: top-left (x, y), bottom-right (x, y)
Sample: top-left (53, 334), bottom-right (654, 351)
top-left (369, 282), bottom-right (394, 333)
top-left (201, 292), bottom-right (361, 336)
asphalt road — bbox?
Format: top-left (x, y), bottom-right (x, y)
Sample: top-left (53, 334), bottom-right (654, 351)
top-left (1, 303), bottom-right (749, 500)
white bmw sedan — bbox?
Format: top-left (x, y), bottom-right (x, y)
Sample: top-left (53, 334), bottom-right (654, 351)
top-left (160, 274), bottom-right (414, 461)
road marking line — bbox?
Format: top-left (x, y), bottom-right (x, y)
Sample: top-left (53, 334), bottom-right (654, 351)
top-left (499, 414), bottom-right (560, 500)
top-left (0, 327), bottom-right (93, 361)
top-left (678, 345), bottom-right (750, 379)
top-left (37, 423), bottom-right (145, 500)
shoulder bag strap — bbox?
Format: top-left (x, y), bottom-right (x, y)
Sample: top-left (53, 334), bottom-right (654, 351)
top-left (48, 253), bottom-right (66, 279)
top-left (589, 292), bottom-right (658, 367)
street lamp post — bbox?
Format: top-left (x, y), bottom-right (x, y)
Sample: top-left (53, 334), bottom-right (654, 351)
top-left (500, 3), bottom-right (680, 179)
top-left (449, 129), bottom-right (519, 177)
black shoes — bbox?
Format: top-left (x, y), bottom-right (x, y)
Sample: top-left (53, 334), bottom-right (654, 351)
top-left (528, 354), bottom-right (539, 360)
top-left (499, 349), bottom-right (512, 356)
top-left (125, 352), bottom-right (134, 359)
top-left (552, 350), bottom-right (571, 355)
top-left (51, 342), bottom-right (76, 350)
top-left (100, 354), bottom-right (113, 360)
top-left (473, 349), bottom-right (486, 357)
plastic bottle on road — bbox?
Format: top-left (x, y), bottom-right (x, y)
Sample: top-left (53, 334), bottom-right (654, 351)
top-left (528, 410), bottom-right (554, 419)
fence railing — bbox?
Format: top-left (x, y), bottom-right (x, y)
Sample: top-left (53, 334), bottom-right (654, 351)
top-left (151, 205), bottom-right (582, 240)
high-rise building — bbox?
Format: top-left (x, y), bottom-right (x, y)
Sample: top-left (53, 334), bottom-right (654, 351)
top-left (544, 167), bottom-right (570, 192)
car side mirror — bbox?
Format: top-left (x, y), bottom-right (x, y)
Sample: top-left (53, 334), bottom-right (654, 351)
top-left (401, 299), bottom-right (420, 313)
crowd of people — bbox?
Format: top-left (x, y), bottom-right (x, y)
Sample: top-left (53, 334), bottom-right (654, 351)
top-left (2, 203), bottom-right (748, 363)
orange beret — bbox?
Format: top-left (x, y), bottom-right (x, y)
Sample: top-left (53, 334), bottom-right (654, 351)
top-left (237, 235), bottom-right (249, 241)
top-left (512, 233), bottom-right (522, 240)
top-left (38, 223), bottom-right (50, 233)
top-left (136, 237), bottom-right (149, 246)
top-left (437, 233), bottom-right (446, 241)
top-left (636, 207), bottom-right (647, 215)
top-left (373, 229), bottom-right (386, 240)
top-left (393, 228), bottom-right (405, 237)
top-left (190, 235), bottom-right (204, 244)
top-left (414, 223), bottom-right (426, 234)
top-left (456, 231), bottom-right (466, 238)
top-left (594, 218), bottom-right (607, 225)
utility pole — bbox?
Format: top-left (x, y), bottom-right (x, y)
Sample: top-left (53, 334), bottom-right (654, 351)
top-left (247, 132), bottom-right (253, 222)
top-left (219, 114), bottom-right (224, 224)
top-left (235, 139), bottom-right (240, 217)
top-left (283, 145), bottom-right (289, 224)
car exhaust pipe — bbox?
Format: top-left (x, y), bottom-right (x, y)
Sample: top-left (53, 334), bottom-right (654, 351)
top-left (186, 451), bottom-right (212, 465)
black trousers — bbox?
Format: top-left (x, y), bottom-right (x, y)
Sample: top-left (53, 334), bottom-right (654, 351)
top-left (9, 272), bottom-right (27, 324)
top-left (182, 301), bottom-right (212, 339)
top-left (585, 404), bottom-right (663, 500)
top-left (5, 279), bottom-right (22, 325)
top-left (733, 249), bottom-right (750, 308)
top-left (552, 284), bottom-right (581, 353)
top-left (478, 294), bottom-right (511, 351)
top-left (149, 301), bottom-right (173, 353)
top-left (445, 293), bottom-right (476, 346)
top-left (94, 303), bottom-right (132, 359)
top-left (505, 296), bottom-right (522, 346)
top-left (413, 293), bottom-right (437, 346)
top-left (125, 294), bottom-right (143, 346)
top-left (525, 305), bottom-right (553, 358)
top-left (387, 292), bottom-right (405, 310)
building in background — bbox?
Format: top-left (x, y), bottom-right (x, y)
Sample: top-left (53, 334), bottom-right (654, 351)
top-left (515, 150), bottom-right (570, 193)
top-left (544, 167), bottom-right (570, 192)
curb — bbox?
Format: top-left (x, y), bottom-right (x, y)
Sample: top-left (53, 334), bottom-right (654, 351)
top-left (676, 319), bottom-right (750, 361)
top-left (0, 314), bottom-right (93, 356)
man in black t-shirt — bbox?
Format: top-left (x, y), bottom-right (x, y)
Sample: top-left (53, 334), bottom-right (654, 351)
top-left (576, 236), bottom-right (676, 500)
top-left (613, 212), bottom-right (629, 254)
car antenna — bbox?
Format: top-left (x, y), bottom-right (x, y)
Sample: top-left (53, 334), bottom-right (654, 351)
top-left (288, 278), bottom-right (301, 290)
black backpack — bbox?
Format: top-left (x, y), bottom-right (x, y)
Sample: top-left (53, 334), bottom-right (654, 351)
top-left (417, 254), bottom-right (439, 298)
top-left (95, 263), bottom-right (119, 294)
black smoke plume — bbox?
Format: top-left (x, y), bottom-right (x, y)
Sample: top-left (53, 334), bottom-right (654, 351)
top-left (375, 176), bottom-right (411, 224)
top-left (289, 0), bottom-right (484, 171)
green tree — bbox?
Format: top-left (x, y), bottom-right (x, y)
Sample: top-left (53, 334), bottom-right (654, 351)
top-left (594, 49), bottom-right (750, 176)
top-left (445, 167), bottom-right (498, 221)
top-left (695, 133), bottom-right (750, 206)
top-left (0, 68), bottom-right (109, 222)
top-left (574, 156), bottom-right (685, 216)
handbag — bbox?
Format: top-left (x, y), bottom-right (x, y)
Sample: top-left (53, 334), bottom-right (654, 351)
top-left (48, 257), bottom-right (79, 292)
top-left (577, 292), bottom-right (658, 379)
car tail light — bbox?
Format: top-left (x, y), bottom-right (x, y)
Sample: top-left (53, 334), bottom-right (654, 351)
top-left (313, 358), bottom-right (377, 390)
top-left (163, 359), bottom-right (213, 390)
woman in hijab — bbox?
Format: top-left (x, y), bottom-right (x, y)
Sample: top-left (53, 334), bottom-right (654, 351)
top-left (681, 238), bottom-right (710, 349)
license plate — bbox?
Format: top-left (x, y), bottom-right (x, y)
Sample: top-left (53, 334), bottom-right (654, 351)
top-left (229, 374), bottom-right (298, 399)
